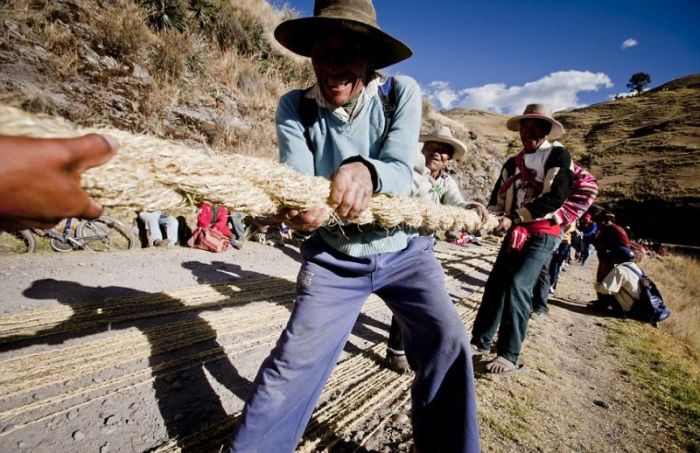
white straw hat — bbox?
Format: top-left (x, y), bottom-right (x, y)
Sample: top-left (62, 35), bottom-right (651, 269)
top-left (419, 126), bottom-right (468, 160)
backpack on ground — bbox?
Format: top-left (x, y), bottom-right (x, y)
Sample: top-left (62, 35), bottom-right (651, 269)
top-left (298, 76), bottom-right (397, 152)
top-left (188, 203), bottom-right (232, 253)
top-left (622, 264), bottom-right (671, 325)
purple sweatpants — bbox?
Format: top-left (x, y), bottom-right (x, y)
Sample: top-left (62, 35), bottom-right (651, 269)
top-left (229, 234), bottom-right (480, 452)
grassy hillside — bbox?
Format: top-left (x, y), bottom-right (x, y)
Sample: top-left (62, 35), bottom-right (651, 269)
top-left (0, 0), bottom-right (312, 157)
top-left (2, 2), bottom-right (698, 244)
top-left (441, 75), bottom-right (700, 246)
top-left (556, 74), bottom-right (700, 245)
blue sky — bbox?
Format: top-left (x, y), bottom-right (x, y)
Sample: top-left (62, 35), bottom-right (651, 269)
top-left (270, 0), bottom-right (700, 114)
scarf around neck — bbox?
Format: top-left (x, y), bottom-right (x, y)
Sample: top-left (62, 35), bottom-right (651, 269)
top-left (305, 73), bottom-right (385, 123)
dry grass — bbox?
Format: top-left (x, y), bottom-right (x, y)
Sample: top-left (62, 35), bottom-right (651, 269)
top-left (610, 319), bottom-right (700, 452)
top-left (91, 1), bottom-right (152, 60)
top-left (643, 253), bottom-right (700, 359)
top-left (1, 0), bottom-right (310, 158)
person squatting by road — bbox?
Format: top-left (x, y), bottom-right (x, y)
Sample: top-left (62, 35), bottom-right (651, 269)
top-left (385, 125), bottom-right (488, 372)
top-left (227, 1), bottom-right (480, 452)
top-left (0, 134), bottom-right (117, 230)
top-left (471, 104), bottom-right (573, 375)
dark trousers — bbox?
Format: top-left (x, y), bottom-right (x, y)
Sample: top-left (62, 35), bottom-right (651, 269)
top-left (229, 234), bottom-right (480, 453)
top-left (549, 241), bottom-right (571, 290)
top-left (471, 233), bottom-right (559, 364)
top-left (387, 316), bottom-right (403, 354)
top-left (531, 236), bottom-right (561, 314)
top-left (580, 238), bottom-right (594, 264)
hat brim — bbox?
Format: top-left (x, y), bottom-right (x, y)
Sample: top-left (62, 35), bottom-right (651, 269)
top-left (419, 134), bottom-right (467, 161)
top-left (274, 17), bottom-right (412, 69)
top-left (506, 114), bottom-right (565, 140)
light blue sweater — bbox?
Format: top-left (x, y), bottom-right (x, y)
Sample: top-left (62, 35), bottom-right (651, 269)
top-left (276, 75), bottom-right (422, 257)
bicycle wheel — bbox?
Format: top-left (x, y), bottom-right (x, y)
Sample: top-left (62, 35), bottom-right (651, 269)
top-left (50, 237), bottom-right (74, 252)
top-left (77, 216), bottom-right (136, 251)
top-left (0, 230), bottom-right (36, 254)
top-left (45, 219), bottom-right (75, 252)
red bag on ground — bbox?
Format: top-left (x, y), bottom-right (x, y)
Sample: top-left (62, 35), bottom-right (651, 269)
top-left (188, 203), bottom-right (232, 252)
top-left (187, 226), bottom-right (231, 252)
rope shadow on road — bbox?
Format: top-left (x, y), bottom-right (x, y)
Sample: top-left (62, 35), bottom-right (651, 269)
top-left (17, 278), bottom-right (253, 452)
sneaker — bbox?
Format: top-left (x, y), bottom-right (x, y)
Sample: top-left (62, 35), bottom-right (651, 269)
top-left (153, 239), bottom-right (170, 247)
top-left (385, 352), bottom-right (411, 373)
top-left (231, 239), bottom-right (243, 250)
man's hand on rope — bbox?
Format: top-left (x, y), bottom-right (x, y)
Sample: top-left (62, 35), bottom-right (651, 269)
top-left (330, 161), bottom-right (373, 220)
top-left (280, 207), bottom-right (329, 233)
top-left (496, 216), bottom-right (513, 234)
top-left (465, 202), bottom-right (490, 224)
top-left (0, 134), bottom-right (117, 230)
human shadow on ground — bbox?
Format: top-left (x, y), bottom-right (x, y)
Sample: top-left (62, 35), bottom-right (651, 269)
top-left (441, 262), bottom-right (487, 289)
top-left (181, 260), bottom-right (395, 450)
top-left (18, 279), bottom-right (253, 451)
top-left (181, 260), bottom-right (389, 357)
top-left (548, 297), bottom-right (622, 319)
top-left (275, 242), bottom-right (304, 263)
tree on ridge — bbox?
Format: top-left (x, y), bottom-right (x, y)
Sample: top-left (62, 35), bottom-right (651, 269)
top-left (627, 72), bottom-right (651, 94)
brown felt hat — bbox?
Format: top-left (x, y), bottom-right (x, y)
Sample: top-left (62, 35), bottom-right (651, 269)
top-left (274, 0), bottom-right (412, 69)
top-left (506, 103), bottom-right (565, 140)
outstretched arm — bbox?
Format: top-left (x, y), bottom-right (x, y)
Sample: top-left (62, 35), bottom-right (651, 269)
top-left (0, 134), bottom-right (117, 230)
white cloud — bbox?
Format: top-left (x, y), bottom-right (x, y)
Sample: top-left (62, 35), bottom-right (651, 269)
top-left (422, 70), bottom-right (614, 114)
top-left (422, 80), bottom-right (459, 110)
top-left (621, 38), bottom-right (638, 50)
top-left (608, 91), bottom-right (637, 100)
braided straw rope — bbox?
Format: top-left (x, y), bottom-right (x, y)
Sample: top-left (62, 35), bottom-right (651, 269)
top-left (0, 105), bottom-right (498, 233)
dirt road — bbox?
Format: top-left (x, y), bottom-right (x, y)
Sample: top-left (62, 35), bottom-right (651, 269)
top-left (0, 240), bottom-right (690, 452)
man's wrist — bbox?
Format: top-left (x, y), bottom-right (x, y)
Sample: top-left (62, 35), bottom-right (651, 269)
top-left (340, 156), bottom-right (378, 191)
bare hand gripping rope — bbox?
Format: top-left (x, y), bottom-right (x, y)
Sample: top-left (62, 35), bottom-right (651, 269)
top-left (0, 105), bottom-right (498, 233)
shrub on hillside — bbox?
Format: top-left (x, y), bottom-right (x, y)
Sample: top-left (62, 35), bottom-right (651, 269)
top-left (95, 2), bottom-right (151, 60)
top-left (140, 0), bottom-right (188, 31)
top-left (149, 29), bottom-right (191, 80)
top-left (148, 29), bottom-right (211, 81)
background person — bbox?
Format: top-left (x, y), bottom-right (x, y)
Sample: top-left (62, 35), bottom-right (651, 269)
top-left (594, 212), bottom-right (631, 289)
top-left (471, 104), bottom-right (573, 374)
top-left (592, 247), bottom-right (641, 315)
top-left (386, 125), bottom-right (487, 372)
top-left (138, 211), bottom-right (179, 247)
top-left (578, 212), bottom-right (598, 265)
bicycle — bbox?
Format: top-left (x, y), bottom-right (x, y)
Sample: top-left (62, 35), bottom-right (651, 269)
top-left (41, 216), bottom-right (137, 252)
top-left (0, 230), bottom-right (36, 255)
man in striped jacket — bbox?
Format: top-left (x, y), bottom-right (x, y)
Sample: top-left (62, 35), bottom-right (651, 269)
top-left (471, 104), bottom-right (573, 374)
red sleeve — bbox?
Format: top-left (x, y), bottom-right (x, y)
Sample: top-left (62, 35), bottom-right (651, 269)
top-left (613, 225), bottom-right (631, 248)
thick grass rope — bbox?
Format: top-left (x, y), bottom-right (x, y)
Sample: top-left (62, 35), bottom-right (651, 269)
top-left (0, 105), bottom-right (498, 233)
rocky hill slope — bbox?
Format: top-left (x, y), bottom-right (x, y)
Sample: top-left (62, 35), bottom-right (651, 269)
top-left (1, 1), bottom-right (698, 245)
top-left (0, 0), bottom-right (311, 158)
top-left (555, 74), bottom-right (700, 245)
top-left (440, 75), bottom-right (700, 246)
